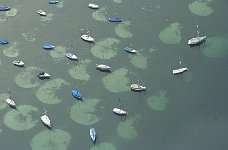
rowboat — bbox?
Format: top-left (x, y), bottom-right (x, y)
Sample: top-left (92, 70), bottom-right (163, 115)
top-left (130, 84), bottom-right (146, 91)
top-left (66, 53), bottom-right (77, 60)
top-left (124, 47), bottom-right (138, 53)
top-left (88, 3), bottom-right (99, 9)
top-left (0, 40), bottom-right (9, 44)
top-left (41, 112), bottom-right (51, 128)
top-left (43, 44), bottom-right (55, 50)
top-left (6, 98), bottom-right (16, 108)
top-left (113, 108), bottom-right (128, 115)
top-left (89, 128), bottom-right (96, 143)
top-left (172, 67), bottom-right (188, 75)
top-left (96, 64), bottom-right (111, 71)
top-left (0, 6), bottom-right (10, 11)
top-left (37, 10), bottom-right (46, 16)
top-left (81, 34), bottom-right (94, 42)
top-left (37, 71), bottom-right (51, 78)
top-left (13, 60), bottom-right (24, 67)
top-left (108, 17), bottom-right (123, 22)
top-left (49, 0), bottom-right (59, 4)
top-left (72, 89), bottom-right (82, 100)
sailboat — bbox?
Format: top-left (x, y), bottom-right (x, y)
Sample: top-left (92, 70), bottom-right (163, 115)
top-left (172, 56), bottom-right (188, 75)
top-left (131, 76), bottom-right (146, 91)
top-left (96, 64), bottom-right (111, 71)
top-left (89, 128), bottom-right (97, 143)
top-left (113, 108), bottom-right (128, 115)
top-left (40, 107), bottom-right (51, 128)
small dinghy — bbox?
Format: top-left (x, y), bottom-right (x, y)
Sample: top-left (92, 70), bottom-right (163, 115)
top-left (88, 3), bottom-right (99, 9)
top-left (37, 71), bottom-right (50, 79)
top-left (173, 67), bottom-right (188, 75)
top-left (43, 44), bottom-right (55, 50)
top-left (124, 47), bottom-right (138, 53)
top-left (6, 98), bottom-right (16, 108)
top-left (49, 0), bottom-right (59, 4)
top-left (108, 17), bottom-right (123, 22)
top-left (40, 108), bottom-right (51, 128)
top-left (0, 6), bottom-right (10, 11)
top-left (96, 64), bottom-right (111, 71)
top-left (72, 89), bottom-right (82, 100)
top-left (113, 108), bottom-right (128, 116)
top-left (81, 34), bottom-right (94, 42)
top-left (66, 53), bottom-right (77, 60)
top-left (131, 84), bottom-right (146, 91)
top-left (0, 40), bottom-right (9, 44)
top-left (13, 60), bottom-right (24, 67)
top-left (37, 10), bottom-right (46, 16)
top-left (90, 128), bottom-right (96, 143)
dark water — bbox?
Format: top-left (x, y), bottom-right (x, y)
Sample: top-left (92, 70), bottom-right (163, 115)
top-left (0, 0), bottom-right (227, 150)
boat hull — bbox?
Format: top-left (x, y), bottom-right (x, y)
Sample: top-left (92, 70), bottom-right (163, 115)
top-left (41, 114), bottom-right (51, 128)
top-left (72, 89), bottom-right (82, 100)
top-left (0, 40), bottom-right (9, 44)
top-left (6, 99), bottom-right (16, 108)
top-left (43, 44), bottom-right (55, 50)
top-left (108, 18), bottom-right (123, 22)
top-left (130, 84), bottom-right (146, 91)
top-left (173, 68), bottom-right (188, 75)
top-left (90, 128), bottom-right (96, 143)
top-left (113, 108), bottom-right (128, 115)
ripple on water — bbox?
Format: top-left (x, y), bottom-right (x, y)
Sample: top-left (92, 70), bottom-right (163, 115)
top-left (36, 78), bottom-right (69, 104)
top-left (49, 46), bottom-right (67, 59)
top-left (92, 7), bottom-right (108, 22)
top-left (130, 53), bottom-right (147, 69)
top-left (30, 129), bottom-right (71, 150)
top-left (159, 22), bottom-right (181, 44)
top-left (114, 21), bottom-right (133, 38)
top-left (102, 67), bottom-right (130, 93)
top-left (0, 93), bottom-right (8, 110)
top-left (68, 59), bottom-right (92, 81)
top-left (15, 66), bottom-right (40, 88)
top-left (90, 142), bottom-right (116, 150)
top-left (6, 8), bottom-right (17, 17)
top-left (189, 0), bottom-right (213, 16)
top-left (70, 98), bottom-right (102, 125)
top-left (91, 38), bottom-right (120, 59)
top-left (117, 115), bottom-right (140, 140)
top-left (4, 105), bottom-right (38, 131)
top-left (3, 42), bottom-right (20, 57)
top-left (147, 90), bottom-right (169, 111)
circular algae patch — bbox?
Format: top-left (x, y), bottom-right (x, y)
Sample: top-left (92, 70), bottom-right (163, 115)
top-left (68, 59), bottom-right (91, 81)
top-left (22, 32), bottom-right (36, 42)
top-left (159, 22), bottom-right (181, 44)
top-left (130, 53), bottom-right (147, 69)
top-left (50, 46), bottom-right (67, 59)
top-left (15, 66), bottom-right (40, 88)
top-left (70, 98), bottom-right (102, 125)
top-left (147, 90), bottom-right (169, 111)
top-left (4, 105), bottom-right (38, 131)
top-left (115, 21), bottom-right (133, 38)
top-left (90, 142), bottom-right (116, 150)
top-left (91, 38), bottom-right (120, 59)
top-left (0, 93), bottom-right (8, 110)
top-left (3, 42), bottom-right (20, 57)
top-left (117, 115), bottom-right (140, 140)
top-left (189, 0), bottom-right (213, 16)
top-left (30, 129), bottom-right (71, 150)
top-left (6, 8), bottom-right (17, 17)
top-left (102, 68), bottom-right (130, 93)
top-left (201, 37), bottom-right (228, 58)
top-left (92, 7), bottom-right (108, 22)
top-left (36, 78), bottom-right (68, 104)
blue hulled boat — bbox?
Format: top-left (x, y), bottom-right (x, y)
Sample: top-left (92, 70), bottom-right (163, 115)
top-left (0, 6), bottom-right (10, 11)
top-left (108, 17), bottom-right (123, 22)
top-left (0, 40), bottom-right (9, 44)
top-left (49, 0), bottom-right (59, 4)
top-left (71, 89), bottom-right (82, 100)
top-left (43, 44), bottom-right (55, 50)
top-left (90, 128), bottom-right (96, 143)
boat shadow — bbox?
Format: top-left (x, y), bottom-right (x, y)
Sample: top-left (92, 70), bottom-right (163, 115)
top-left (96, 68), bottom-right (112, 73)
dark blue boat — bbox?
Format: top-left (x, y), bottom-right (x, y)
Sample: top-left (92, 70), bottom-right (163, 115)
top-left (43, 44), bottom-right (55, 50)
top-left (0, 40), bottom-right (9, 44)
top-left (49, 0), bottom-right (59, 4)
top-left (108, 17), bottom-right (123, 22)
top-left (71, 89), bottom-right (82, 100)
top-left (0, 6), bottom-right (10, 11)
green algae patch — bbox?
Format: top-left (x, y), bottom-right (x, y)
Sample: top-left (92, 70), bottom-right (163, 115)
top-left (130, 53), bottom-right (147, 69)
top-left (68, 59), bottom-right (92, 81)
top-left (40, 13), bottom-right (53, 23)
top-left (102, 68), bottom-right (130, 93)
top-left (70, 98), bottom-right (102, 125)
top-left (49, 46), bottom-right (67, 59)
top-left (15, 66), bottom-right (40, 88)
top-left (6, 8), bottom-right (17, 17)
top-left (0, 93), bottom-right (8, 110)
top-left (147, 90), bottom-right (169, 111)
top-left (30, 129), bottom-right (71, 150)
top-left (113, 0), bottom-right (122, 3)
top-left (149, 47), bottom-right (158, 53)
top-left (36, 78), bottom-right (68, 104)
top-left (91, 38), bottom-right (120, 59)
top-left (189, 0), bottom-right (213, 16)
top-left (4, 105), bottom-right (38, 131)
top-left (56, 1), bottom-right (65, 8)
top-left (117, 115), bottom-right (140, 140)
top-left (159, 22), bottom-right (181, 44)
top-left (201, 37), bottom-right (228, 58)
top-left (22, 32), bottom-right (36, 42)
top-left (90, 142), bottom-right (116, 150)
top-left (92, 7), bottom-right (108, 22)
top-left (115, 21), bottom-right (133, 38)
top-left (3, 42), bottom-right (20, 57)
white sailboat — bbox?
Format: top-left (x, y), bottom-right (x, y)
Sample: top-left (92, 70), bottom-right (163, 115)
top-left (113, 108), bottom-right (128, 115)
top-left (40, 107), bottom-right (51, 128)
top-left (96, 64), bottom-right (111, 71)
top-left (6, 89), bottom-right (16, 108)
top-left (81, 34), bottom-right (94, 42)
top-left (172, 57), bottom-right (188, 75)
top-left (88, 3), bottom-right (99, 9)
top-left (130, 84), bottom-right (146, 91)
top-left (13, 60), bottom-right (24, 67)
top-left (37, 10), bottom-right (46, 16)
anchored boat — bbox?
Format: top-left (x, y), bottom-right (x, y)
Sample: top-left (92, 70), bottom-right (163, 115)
top-left (88, 3), bottom-right (99, 9)
top-left (40, 108), bottom-right (51, 128)
top-left (124, 47), bottom-right (138, 54)
top-left (43, 44), bottom-right (55, 50)
top-left (13, 60), bottom-right (24, 67)
top-left (37, 71), bottom-right (51, 79)
top-left (0, 6), bottom-right (10, 11)
top-left (72, 89), bottom-right (82, 100)
top-left (0, 40), bottom-right (9, 44)
top-left (66, 53), bottom-right (77, 60)
top-left (113, 108), bottom-right (128, 116)
top-left (6, 98), bottom-right (16, 108)
top-left (108, 17), bottom-right (123, 22)
top-left (37, 10), bottom-right (46, 16)
top-left (89, 128), bottom-right (96, 143)
top-left (173, 67), bottom-right (188, 75)
top-left (131, 84), bottom-right (146, 91)
top-left (96, 64), bottom-right (111, 71)
top-left (81, 34), bottom-right (94, 42)
top-left (49, 0), bottom-right (59, 4)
